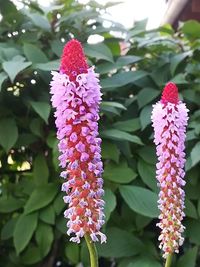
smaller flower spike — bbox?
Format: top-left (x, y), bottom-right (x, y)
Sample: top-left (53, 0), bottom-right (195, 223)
top-left (50, 39), bottom-right (106, 244)
top-left (151, 82), bottom-right (189, 258)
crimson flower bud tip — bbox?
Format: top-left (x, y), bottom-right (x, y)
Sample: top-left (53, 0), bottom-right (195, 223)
top-left (60, 39), bottom-right (88, 80)
top-left (161, 82), bottom-right (179, 104)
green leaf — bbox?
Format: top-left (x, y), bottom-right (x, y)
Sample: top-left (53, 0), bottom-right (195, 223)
top-left (137, 159), bottom-right (157, 191)
top-left (30, 101), bottom-right (51, 124)
top-left (1, 217), bottom-right (18, 240)
top-left (116, 55), bottom-right (142, 67)
top-left (140, 105), bottom-right (152, 130)
top-left (103, 188), bottom-right (116, 221)
top-left (24, 183), bottom-right (58, 214)
top-left (53, 193), bottom-right (65, 215)
top-left (35, 60), bottom-right (59, 71)
top-left (176, 247), bottom-right (198, 267)
top-left (171, 73), bottom-right (188, 84)
top-left (137, 88), bottom-right (159, 109)
top-left (2, 58), bottom-right (32, 82)
top-left (0, 196), bottom-right (24, 213)
top-left (119, 186), bottom-right (159, 218)
top-left (28, 13), bottom-right (51, 31)
top-left (185, 219), bottom-right (200, 245)
top-left (101, 129), bottom-right (143, 145)
top-left (14, 212), bottom-right (38, 254)
top-left (138, 146), bottom-right (156, 165)
top-left (181, 20), bottom-right (200, 39)
top-left (65, 243), bottom-right (79, 264)
top-left (113, 118), bottom-right (141, 132)
top-left (84, 43), bottom-right (113, 62)
top-left (101, 70), bottom-right (147, 89)
top-left (104, 161), bottom-right (137, 184)
top-left (33, 154), bottom-right (49, 185)
top-left (185, 198), bottom-right (198, 219)
top-left (0, 72), bottom-right (7, 91)
top-left (97, 227), bottom-right (143, 258)
top-left (101, 101), bottom-right (127, 110)
top-left (170, 51), bottom-right (191, 75)
top-left (35, 222), bottom-right (53, 257)
top-left (190, 141), bottom-right (200, 168)
top-left (0, 118), bottom-right (18, 153)
top-left (21, 245), bottom-right (42, 264)
top-left (39, 205), bottom-right (55, 224)
top-left (101, 141), bottom-right (120, 163)
top-left (23, 43), bottom-right (48, 64)
top-left (128, 257), bottom-right (162, 267)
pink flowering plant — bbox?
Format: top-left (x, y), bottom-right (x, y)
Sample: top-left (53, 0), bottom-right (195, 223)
top-left (50, 39), bottom-right (106, 266)
top-left (152, 82), bottom-right (189, 267)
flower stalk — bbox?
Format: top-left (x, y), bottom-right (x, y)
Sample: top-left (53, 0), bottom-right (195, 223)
top-left (85, 233), bottom-right (99, 267)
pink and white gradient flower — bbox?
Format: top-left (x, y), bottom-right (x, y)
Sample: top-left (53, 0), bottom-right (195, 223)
top-left (151, 82), bottom-right (189, 258)
top-left (50, 39), bottom-right (106, 244)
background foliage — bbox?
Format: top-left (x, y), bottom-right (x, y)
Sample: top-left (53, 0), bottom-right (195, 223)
top-left (0, 0), bottom-right (200, 266)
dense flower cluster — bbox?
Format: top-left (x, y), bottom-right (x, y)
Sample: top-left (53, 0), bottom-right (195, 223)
top-left (50, 39), bottom-right (106, 243)
top-left (151, 82), bottom-right (189, 258)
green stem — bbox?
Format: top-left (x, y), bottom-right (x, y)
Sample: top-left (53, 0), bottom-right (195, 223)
top-left (165, 253), bottom-right (173, 267)
top-left (84, 233), bottom-right (99, 267)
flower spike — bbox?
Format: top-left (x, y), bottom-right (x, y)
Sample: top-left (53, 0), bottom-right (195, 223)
top-left (151, 82), bottom-right (189, 258)
top-left (50, 39), bottom-right (106, 244)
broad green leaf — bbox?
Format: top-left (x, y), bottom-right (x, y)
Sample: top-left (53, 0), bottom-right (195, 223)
top-left (113, 118), bottom-right (141, 132)
top-left (65, 243), bottom-right (79, 264)
top-left (39, 205), bottom-right (55, 224)
top-left (84, 43), bottom-right (113, 62)
top-left (2, 58), bottom-right (32, 82)
top-left (28, 13), bottom-right (51, 31)
top-left (104, 161), bottom-right (137, 184)
top-left (30, 101), bottom-right (51, 124)
top-left (97, 227), bottom-right (143, 258)
top-left (0, 72), bottom-right (7, 91)
top-left (171, 73), bottom-right (188, 84)
top-left (185, 198), bottom-right (198, 219)
top-left (0, 118), bottom-right (18, 153)
top-left (181, 20), bottom-right (200, 39)
top-left (120, 186), bottom-right (159, 218)
top-left (101, 141), bottom-right (120, 163)
top-left (101, 129), bottom-right (143, 145)
top-left (101, 101), bottom-right (127, 110)
top-left (51, 40), bottom-right (64, 57)
top-left (103, 189), bottom-right (116, 221)
top-left (33, 154), bottom-right (49, 185)
top-left (101, 70), bottom-right (147, 89)
top-left (0, 196), bottom-right (24, 213)
top-left (128, 257), bottom-right (162, 267)
top-left (116, 55), bottom-right (142, 67)
top-left (137, 88), bottom-right (159, 109)
top-left (24, 184), bottom-right (58, 214)
top-left (35, 222), bottom-right (53, 257)
top-left (140, 105), bottom-right (152, 130)
top-left (190, 141), bottom-right (200, 168)
top-left (185, 219), bottom-right (200, 245)
top-left (1, 217), bottom-right (18, 240)
top-left (176, 247), bottom-right (198, 267)
top-left (170, 51), bottom-right (191, 75)
top-left (137, 159), bottom-right (157, 192)
top-left (53, 193), bottom-right (65, 215)
top-left (14, 212), bottom-right (38, 254)
top-left (23, 43), bottom-right (48, 63)
top-left (21, 245), bottom-right (42, 264)
top-left (35, 60), bottom-right (59, 71)
top-left (138, 146), bottom-right (156, 164)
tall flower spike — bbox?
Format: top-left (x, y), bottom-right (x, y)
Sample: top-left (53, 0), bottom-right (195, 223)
top-left (151, 82), bottom-right (189, 259)
top-left (50, 39), bottom-right (106, 244)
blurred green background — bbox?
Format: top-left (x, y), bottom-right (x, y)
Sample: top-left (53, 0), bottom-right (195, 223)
top-left (0, 0), bottom-right (200, 266)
